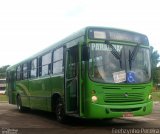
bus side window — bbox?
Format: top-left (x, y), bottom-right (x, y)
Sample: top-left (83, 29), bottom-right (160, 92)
top-left (53, 47), bottom-right (63, 74)
top-left (16, 65), bottom-right (21, 81)
top-left (30, 58), bottom-right (38, 78)
top-left (22, 63), bottom-right (28, 80)
top-left (28, 62), bottom-right (31, 78)
top-left (41, 53), bottom-right (51, 76)
top-left (39, 57), bottom-right (42, 76)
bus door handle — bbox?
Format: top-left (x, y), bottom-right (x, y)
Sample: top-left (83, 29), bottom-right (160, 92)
top-left (66, 76), bottom-right (77, 82)
top-left (66, 77), bottom-right (78, 87)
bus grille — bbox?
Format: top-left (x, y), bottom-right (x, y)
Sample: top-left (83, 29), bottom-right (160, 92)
top-left (104, 93), bottom-right (145, 103)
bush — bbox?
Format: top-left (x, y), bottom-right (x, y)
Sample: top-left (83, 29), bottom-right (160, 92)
top-left (152, 91), bottom-right (160, 101)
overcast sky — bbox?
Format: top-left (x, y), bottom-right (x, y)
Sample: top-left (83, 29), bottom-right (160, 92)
top-left (0, 0), bottom-right (160, 67)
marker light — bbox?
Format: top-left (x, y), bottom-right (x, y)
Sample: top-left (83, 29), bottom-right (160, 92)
top-left (92, 96), bottom-right (98, 103)
top-left (148, 94), bottom-right (152, 100)
top-left (91, 90), bottom-right (96, 95)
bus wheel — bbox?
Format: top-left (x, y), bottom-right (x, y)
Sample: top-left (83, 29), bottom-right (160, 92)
top-left (56, 101), bottom-right (66, 123)
top-left (17, 95), bottom-right (25, 112)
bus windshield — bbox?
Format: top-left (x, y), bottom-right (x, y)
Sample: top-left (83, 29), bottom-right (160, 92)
top-left (89, 42), bottom-right (151, 84)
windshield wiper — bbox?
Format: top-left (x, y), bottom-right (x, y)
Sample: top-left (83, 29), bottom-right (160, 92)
top-left (129, 43), bottom-right (140, 70)
top-left (105, 40), bottom-right (122, 68)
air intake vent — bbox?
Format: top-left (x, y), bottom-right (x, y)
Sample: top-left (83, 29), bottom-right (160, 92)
top-left (104, 92), bottom-right (145, 103)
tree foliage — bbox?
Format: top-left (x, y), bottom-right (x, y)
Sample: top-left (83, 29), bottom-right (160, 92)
top-left (151, 46), bottom-right (160, 68)
top-left (150, 46), bottom-right (160, 84)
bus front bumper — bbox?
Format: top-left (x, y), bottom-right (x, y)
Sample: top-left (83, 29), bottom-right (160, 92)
top-left (85, 101), bottom-right (153, 119)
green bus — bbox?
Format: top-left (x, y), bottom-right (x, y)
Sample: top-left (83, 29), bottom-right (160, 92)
top-left (6, 26), bottom-right (153, 122)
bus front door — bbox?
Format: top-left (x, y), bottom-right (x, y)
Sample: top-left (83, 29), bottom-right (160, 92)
top-left (65, 46), bottom-right (78, 114)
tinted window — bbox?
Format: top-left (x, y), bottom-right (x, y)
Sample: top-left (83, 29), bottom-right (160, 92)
top-left (23, 63), bottom-right (28, 79)
top-left (41, 53), bottom-right (51, 76)
top-left (53, 47), bottom-right (63, 74)
top-left (31, 59), bottom-right (37, 78)
top-left (54, 47), bottom-right (63, 61)
top-left (16, 65), bottom-right (21, 80)
top-left (53, 60), bottom-right (63, 74)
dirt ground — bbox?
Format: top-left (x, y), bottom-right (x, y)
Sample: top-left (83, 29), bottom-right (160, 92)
top-left (0, 102), bottom-right (160, 134)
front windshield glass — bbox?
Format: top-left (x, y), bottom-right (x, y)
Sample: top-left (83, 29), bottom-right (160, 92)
top-left (89, 42), bottom-right (151, 84)
top-left (126, 46), bottom-right (151, 83)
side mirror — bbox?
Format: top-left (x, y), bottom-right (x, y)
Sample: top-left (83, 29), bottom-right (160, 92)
top-left (82, 45), bottom-right (89, 61)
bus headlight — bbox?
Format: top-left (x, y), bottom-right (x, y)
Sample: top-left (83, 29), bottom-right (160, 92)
top-left (92, 96), bottom-right (98, 103)
top-left (148, 94), bottom-right (152, 100)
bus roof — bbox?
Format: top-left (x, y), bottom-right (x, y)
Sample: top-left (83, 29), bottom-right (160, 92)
top-left (7, 26), bottom-right (149, 71)
top-left (7, 27), bottom-right (86, 71)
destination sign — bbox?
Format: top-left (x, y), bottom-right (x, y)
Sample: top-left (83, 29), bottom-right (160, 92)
top-left (90, 43), bottom-right (123, 52)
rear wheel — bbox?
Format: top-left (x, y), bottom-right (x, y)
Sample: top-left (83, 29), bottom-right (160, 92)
top-left (56, 101), bottom-right (67, 123)
top-left (17, 95), bottom-right (25, 112)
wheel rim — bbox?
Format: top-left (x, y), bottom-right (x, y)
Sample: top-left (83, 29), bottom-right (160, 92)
top-left (56, 104), bottom-right (64, 121)
top-left (18, 104), bottom-right (20, 110)
top-left (17, 96), bottom-right (21, 111)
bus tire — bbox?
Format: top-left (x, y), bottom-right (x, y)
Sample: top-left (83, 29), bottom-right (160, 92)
top-left (17, 95), bottom-right (25, 112)
top-left (56, 101), bottom-right (66, 123)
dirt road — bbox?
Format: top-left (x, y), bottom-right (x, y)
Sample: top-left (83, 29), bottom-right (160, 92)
top-left (0, 102), bottom-right (159, 134)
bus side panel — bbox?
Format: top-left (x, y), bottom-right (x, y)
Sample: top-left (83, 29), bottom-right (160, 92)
top-left (50, 75), bottom-right (64, 110)
top-left (29, 78), bottom-right (48, 110)
top-left (16, 80), bottom-right (30, 108)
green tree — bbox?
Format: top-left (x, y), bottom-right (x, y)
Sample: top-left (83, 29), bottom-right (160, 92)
top-left (150, 46), bottom-right (160, 85)
top-left (151, 47), bottom-right (160, 68)
top-left (0, 65), bottom-right (10, 78)
top-left (157, 67), bottom-right (160, 83)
